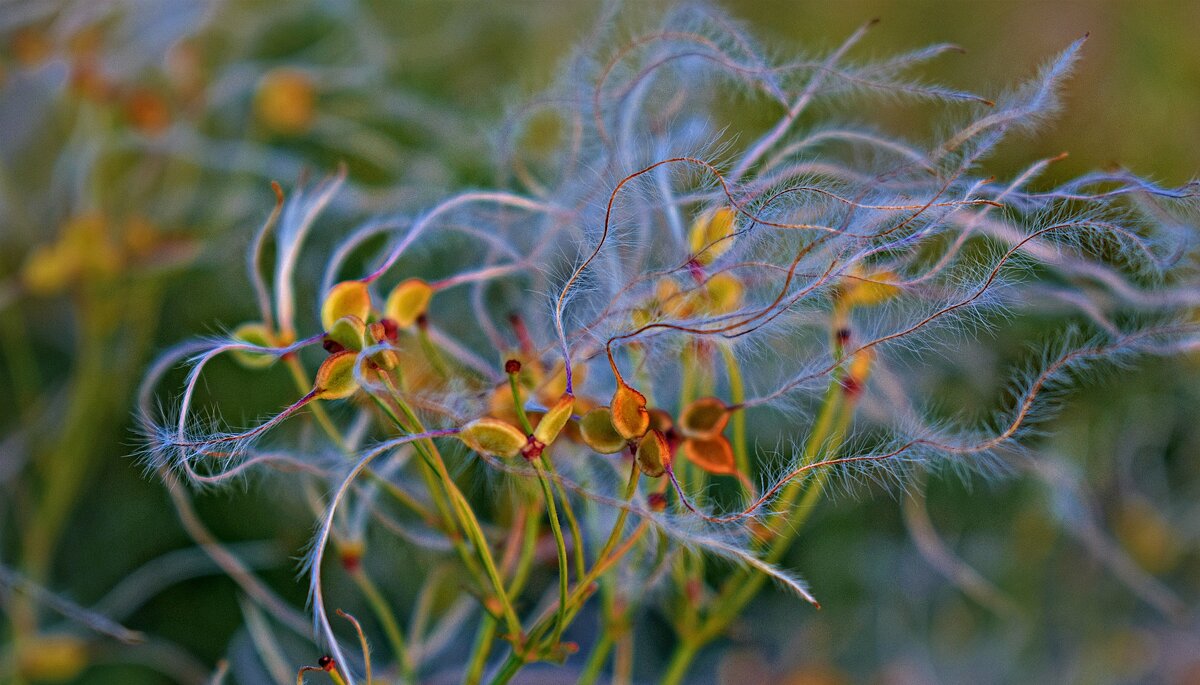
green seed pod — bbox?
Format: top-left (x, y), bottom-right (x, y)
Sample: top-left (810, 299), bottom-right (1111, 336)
top-left (611, 383), bottom-right (650, 440)
top-left (533, 393), bottom-right (575, 447)
top-left (327, 315), bottom-right (366, 352)
top-left (315, 351), bottom-right (359, 400)
top-left (231, 322), bottom-right (277, 369)
top-left (385, 278), bottom-right (433, 328)
top-left (459, 418), bottom-right (528, 458)
top-left (322, 281), bottom-right (371, 331)
top-left (635, 429), bottom-right (671, 478)
top-left (579, 407), bottom-right (626, 454)
top-left (678, 396), bottom-right (729, 439)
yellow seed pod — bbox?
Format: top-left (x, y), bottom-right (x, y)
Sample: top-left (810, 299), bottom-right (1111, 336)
top-left (849, 348), bottom-right (874, 384)
top-left (21, 243), bottom-right (77, 296)
top-left (533, 393), bottom-right (575, 447)
top-left (256, 68), bottom-right (316, 135)
top-left (839, 269), bottom-right (901, 308)
top-left (688, 207), bottom-right (737, 265)
top-left (16, 635), bottom-right (88, 682)
top-left (315, 351), bottom-right (359, 400)
top-left (1113, 500), bottom-right (1181, 574)
top-left (321, 281), bottom-right (371, 331)
top-left (678, 396), bottom-right (729, 440)
top-left (657, 278), bottom-right (696, 319)
top-left (683, 436), bottom-right (736, 476)
top-left (327, 315), bottom-right (367, 352)
top-left (611, 383), bottom-right (650, 440)
top-left (230, 322), bottom-right (278, 369)
top-left (459, 418), bottom-right (528, 458)
top-left (62, 213), bottom-right (122, 280)
top-left (701, 272), bottom-right (744, 314)
top-left (385, 278), bottom-right (434, 328)
top-left (635, 430), bottom-right (671, 478)
top-left (579, 407), bottom-right (627, 454)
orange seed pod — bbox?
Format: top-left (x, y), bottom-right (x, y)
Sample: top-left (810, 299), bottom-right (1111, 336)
top-left (611, 383), bottom-right (650, 440)
top-left (683, 436), bottom-right (737, 476)
top-left (678, 397), bottom-right (729, 440)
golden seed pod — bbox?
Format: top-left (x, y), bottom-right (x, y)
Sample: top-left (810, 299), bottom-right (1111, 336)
top-left (678, 396), bottom-right (729, 440)
top-left (327, 315), bottom-right (367, 352)
top-left (459, 418), bottom-right (528, 458)
top-left (701, 272), bottom-right (744, 314)
top-left (683, 436), bottom-right (736, 476)
top-left (579, 407), bottom-right (627, 454)
top-left (1113, 499), bottom-right (1181, 574)
top-left (321, 281), bottom-right (371, 331)
top-left (849, 348), bottom-right (874, 384)
top-left (21, 243), bottom-right (76, 295)
top-left (839, 269), bottom-right (901, 308)
top-left (647, 408), bottom-right (674, 434)
top-left (315, 351), bottom-right (359, 400)
top-left (385, 278), bottom-right (434, 328)
top-left (688, 207), bottom-right (737, 265)
top-left (533, 393), bottom-right (575, 447)
top-left (635, 429), bottom-right (671, 478)
top-left (611, 383), bottom-right (650, 440)
top-left (17, 635), bottom-right (88, 682)
top-left (230, 322), bottom-right (277, 369)
top-left (255, 68), bottom-right (316, 136)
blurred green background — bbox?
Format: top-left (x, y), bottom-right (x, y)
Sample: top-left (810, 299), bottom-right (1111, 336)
top-left (1, 1), bottom-right (1197, 683)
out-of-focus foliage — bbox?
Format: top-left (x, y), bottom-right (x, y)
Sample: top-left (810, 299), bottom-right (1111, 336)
top-left (1, 2), bottom-right (1198, 685)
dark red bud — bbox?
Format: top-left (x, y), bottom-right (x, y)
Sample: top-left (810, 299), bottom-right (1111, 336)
top-left (505, 359), bottom-right (522, 374)
top-left (318, 656), bottom-right (335, 670)
top-left (380, 317), bottom-right (400, 341)
top-left (520, 435), bottom-right (545, 460)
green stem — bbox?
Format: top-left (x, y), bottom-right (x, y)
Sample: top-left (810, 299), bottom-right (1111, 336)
top-left (719, 344), bottom-right (750, 478)
top-left (576, 633), bottom-right (613, 685)
top-left (507, 370), bottom-right (572, 643)
top-left (464, 616), bottom-right (498, 685)
top-left (372, 383), bottom-right (523, 638)
top-left (659, 641), bottom-right (698, 685)
top-left (351, 570), bottom-right (415, 683)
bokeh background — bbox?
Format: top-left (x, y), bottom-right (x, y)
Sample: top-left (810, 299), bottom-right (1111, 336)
top-left (1, 1), bottom-right (1198, 683)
